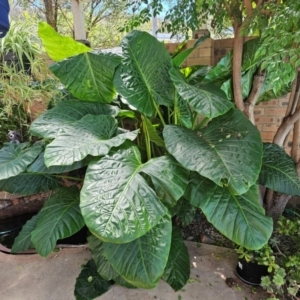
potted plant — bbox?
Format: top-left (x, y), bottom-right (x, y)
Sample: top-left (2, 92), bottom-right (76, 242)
top-left (236, 215), bottom-right (300, 299)
top-left (0, 22), bottom-right (300, 299)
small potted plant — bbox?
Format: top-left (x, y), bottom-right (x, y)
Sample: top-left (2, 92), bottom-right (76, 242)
top-left (236, 215), bottom-right (300, 299)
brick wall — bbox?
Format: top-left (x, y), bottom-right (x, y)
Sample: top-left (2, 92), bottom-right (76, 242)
top-left (165, 38), bottom-right (292, 151)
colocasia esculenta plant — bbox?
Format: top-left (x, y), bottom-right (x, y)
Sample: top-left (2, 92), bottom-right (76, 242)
top-left (1, 22), bottom-right (300, 298)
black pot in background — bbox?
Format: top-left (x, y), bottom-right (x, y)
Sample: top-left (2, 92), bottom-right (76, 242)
top-left (236, 259), bottom-right (269, 285)
top-left (1, 51), bottom-right (32, 74)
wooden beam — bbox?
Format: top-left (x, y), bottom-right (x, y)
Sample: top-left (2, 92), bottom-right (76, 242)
top-left (71, 0), bottom-right (86, 40)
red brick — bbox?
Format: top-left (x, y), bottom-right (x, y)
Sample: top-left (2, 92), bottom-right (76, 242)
top-left (263, 124), bottom-right (279, 132)
top-left (254, 108), bottom-right (264, 115)
top-left (263, 107), bottom-right (287, 116)
top-left (256, 124), bottom-right (263, 131)
top-left (260, 131), bottom-right (275, 141)
top-left (260, 100), bottom-right (278, 107)
top-left (255, 116), bottom-right (276, 124)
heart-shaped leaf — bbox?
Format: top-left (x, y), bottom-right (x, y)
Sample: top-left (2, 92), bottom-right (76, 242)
top-left (50, 52), bottom-right (121, 103)
top-left (175, 96), bottom-right (193, 129)
top-left (170, 68), bottom-right (234, 119)
top-left (11, 212), bottom-right (41, 253)
top-left (103, 214), bottom-right (172, 289)
top-left (44, 114), bottom-right (139, 166)
top-left (74, 259), bottom-right (113, 300)
top-left (113, 30), bottom-right (174, 117)
top-left (80, 144), bottom-right (167, 243)
top-left (185, 172), bottom-right (273, 250)
top-left (164, 109), bottom-right (263, 195)
top-left (0, 173), bottom-right (61, 195)
top-left (30, 99), bottom-right (120, 139)
top-left (31, 186), bottom-right (85, 257)
top-left (259, 143), bottom-right (300, 195)
top-left (0, 143), bottom-right (43, 180)
top-left (162, 225), bottom-right (190, 291)
top-left (38, 21), bottom-right (91, 61)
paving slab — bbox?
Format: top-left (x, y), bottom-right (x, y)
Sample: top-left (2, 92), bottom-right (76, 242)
top-left (0, 243), bottom-right (268, 300)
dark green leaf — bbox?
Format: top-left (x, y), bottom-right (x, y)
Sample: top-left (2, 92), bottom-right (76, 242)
top-left (170, 68), bottom-right (233, 119)
top-left (164, 109), bottom-right (263, 195)
top-left (0, 173), bottom-right (61, 196)
top-left (172, 34), bottom-right (210, 67)
top-left (50, 52), bottom-right (121, 103)
top-left (27, 151), bottom-right (91, 174)
top-left (74, 259), bottom-right (113, 300)
top-left (259, 143), bottom-right (300, 195)
top-left (30, 99), bottom-right (120, 139)
top-left (31, 187), bottom-right (85, 257)
top-left (103, 214), bottom-right (172, 289)
top-left (80, 144), bottom-right (167, 243)
top-left (44, 114), bottom-right (138, 166)
top-left (113, 30), bottom-right (174, 117)
top-left (242, 38), bottom-right (261, 71)
top-left (87, 235), bottom-right (119, 281)
top-left (185, 173), bottom-right (273, 250)
top-left (38, 22), bottom-right (90, 61)
top-left (0, 143), bottom-right (43, 180)
top-left (141, 155), bottom-right (189, 206)
top-left (162, 226), bottom-right (190, 291)
top-left (11, 212), bottom-right (41, 253)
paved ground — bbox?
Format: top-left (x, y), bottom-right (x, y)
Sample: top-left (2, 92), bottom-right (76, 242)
top-left (0, 242), bottom-right (268, 300)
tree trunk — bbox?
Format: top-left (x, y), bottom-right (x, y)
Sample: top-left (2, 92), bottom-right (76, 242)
top-left (43, 0), bottom-right (58, 31)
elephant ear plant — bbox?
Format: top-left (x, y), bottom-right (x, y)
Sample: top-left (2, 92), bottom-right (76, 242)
top-left (1, 22), bottom-right (300, 298)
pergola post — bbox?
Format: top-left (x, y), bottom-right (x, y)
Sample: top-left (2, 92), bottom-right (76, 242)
top-left (71, 0), bottom-right (86, 40)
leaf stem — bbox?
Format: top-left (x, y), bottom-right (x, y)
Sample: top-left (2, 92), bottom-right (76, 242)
top-left (153, 100), bottom-right (166, 126)
top-left (55, 175), bottom-right (82, 181)
top-left (194, 117), bottom-right (209, 130)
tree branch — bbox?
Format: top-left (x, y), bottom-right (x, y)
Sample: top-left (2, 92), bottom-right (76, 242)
top-left (243, 0), bottom-right (253, 17)
top-left (244, 70), bottom-right (266, 123)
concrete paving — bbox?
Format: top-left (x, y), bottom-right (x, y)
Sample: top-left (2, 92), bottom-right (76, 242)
top-left (0, 242), bottom-right (268, 300)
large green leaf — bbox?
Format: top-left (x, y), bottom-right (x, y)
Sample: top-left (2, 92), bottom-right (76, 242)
top-left (44, 115), bottom-right (139, 167)
top-left (141, 155), bottom-right (189, 207)
top-left (31, 187), bottom-right (85, 257)
top-left (241, 38), bottom-right (261, 71)
top-left (80, 144), bottom-right (167, 243)
top-left (185, 173), bottom-right (273, 250)
top-left (113, 30), bottom-right (174, 117)
top-left (162, 226), bottom-right (190, 291)
top-left (50, 52), bottom-right (121, 103)
top-left (38, 22), bottom-right (91, 61)
top-left (172, 34), bottom-right (210, 67)
top-left (11, 212), bottom-right (41, 253)
top-left (259, 143), bottom-right (300, 195)
top-left (74, 259), bottom-right (113, 300)
top-left (170, 68), bottom-right (234, 119)
top-left (0, 143), bottom-right (43, 180)
top-left (87, 235), bottom-right (119, 281)
top-left (0, 173), bottom-right (61, 195)
top-left (103, 214), bottom-right (172, 289)
top-left (164, 109), bottom-right (263, 195)
top-left (27, 151), bottom-right (91, 174)
top-left (30, 99), bottom-right (120, 139)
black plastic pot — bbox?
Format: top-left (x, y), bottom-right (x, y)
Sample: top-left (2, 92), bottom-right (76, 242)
top-left (236, 259), bottom-right (269, 285)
